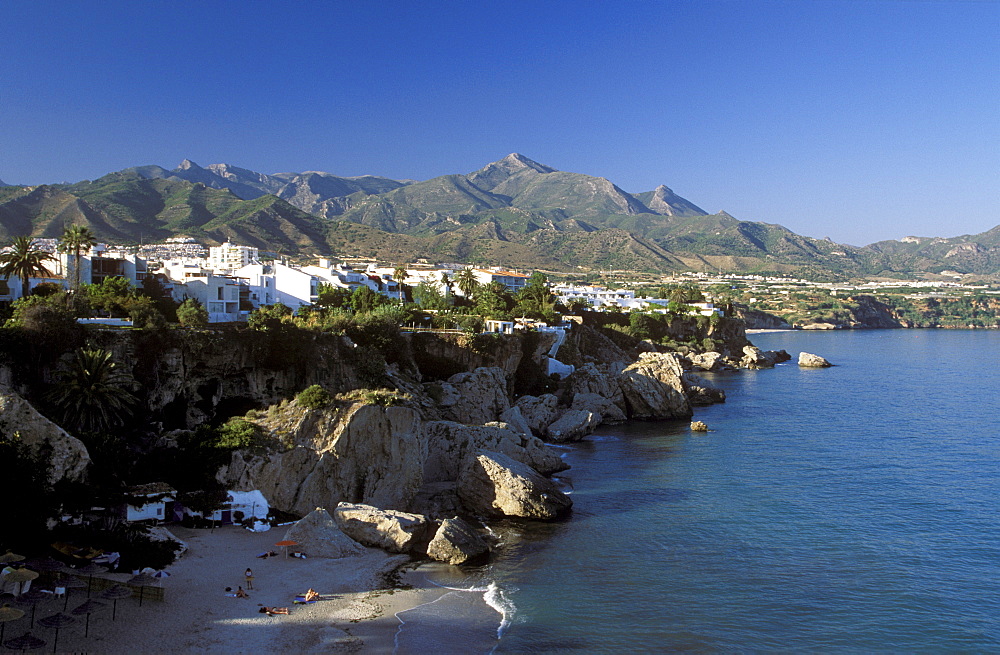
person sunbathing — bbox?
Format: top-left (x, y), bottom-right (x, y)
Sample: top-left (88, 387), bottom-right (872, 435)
top-left (303, 588), bottom-right (319, 602)
top-left (259, 606), bottom-right (290, 615)
top-left (236, 586), bottom-right (250, 599)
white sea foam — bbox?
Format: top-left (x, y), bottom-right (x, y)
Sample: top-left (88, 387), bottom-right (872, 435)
top-left (484, 581), bottom-right (516, 639)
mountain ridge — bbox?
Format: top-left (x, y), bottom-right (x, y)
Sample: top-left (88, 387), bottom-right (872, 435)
top-left (0, 154), bottom-right (997, 279)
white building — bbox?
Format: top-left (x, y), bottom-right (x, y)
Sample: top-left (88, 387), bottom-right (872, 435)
top-left (0, 242), bottom-right (149, 300)
top-left (208, 241), bottom-right (259, 272)
top-left (552, 284), bottom-right (635, 309)
top-left (124, 482), bottom-right (176, 523)
top-left (162, 260), bottom-right (243, 322)
top-left (473, 268), bottom-right (531, 293)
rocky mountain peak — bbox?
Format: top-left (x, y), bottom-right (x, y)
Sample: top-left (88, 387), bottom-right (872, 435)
top-left (176, 159), bottom-right (203, 171)
top-left (642, 184), bottom-right (706, 217)
top-left (500, 153), bottom-right (556, 174)
top-left (467, 153), bottom-right (556, 193)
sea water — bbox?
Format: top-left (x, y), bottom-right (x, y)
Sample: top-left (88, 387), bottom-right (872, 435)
top-left (395, 330), bottom-right (1000, 653)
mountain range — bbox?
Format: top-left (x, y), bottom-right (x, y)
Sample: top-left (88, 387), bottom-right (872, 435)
top-left (1, 154), bottom-right (997, 279)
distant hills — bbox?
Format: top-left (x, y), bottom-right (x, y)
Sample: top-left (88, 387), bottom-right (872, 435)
top-left (1, 154), bottom-right (997, 279)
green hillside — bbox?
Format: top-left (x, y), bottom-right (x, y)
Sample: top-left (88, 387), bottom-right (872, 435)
top-left (0, 154), bottom-right (996, 279)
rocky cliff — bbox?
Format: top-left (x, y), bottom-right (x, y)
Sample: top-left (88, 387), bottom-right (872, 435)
top-left (0, 387), bottom-right (90, 484)
top-left (219, 392), bottom-right (569, 521)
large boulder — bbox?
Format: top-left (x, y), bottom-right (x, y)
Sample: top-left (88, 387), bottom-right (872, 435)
top-left (514, 394), bottom-right (561, 437)
top-left (221, 402), bottom-right (426, 516)
top-left (458, 450), bottom-right (572, 520)
top-left (436, 367), bottom-right (511, 424)
top-left (570, 392), bottom-right (627, 424)
top-left (426, 517), bottom-right (489, 565)
top-left (765, 350), bottom-right (792, 364)
top-left (283, 507), bottom-right (364, 558)
top-left (422, 420), bottom-right (567, 482)
top-left (688, 351), bottom-right (728, 372)
top-left (564, 363), bottom-right (626, 409)
top-left (684, 374), bottom-right (726, 406)
top-left (334, 502), bottom-right (430, 554)
top-left (498, 406), bottom-right (533, 438)
top-left (545, 410), bottom-right (600, 443)
top-left (0, 387), bottom-right (90, 484)
top-left (798, 352), bottom-right (833, 367)
top-left (618, 353), bottom-right (692, 419)
top-left (739, 346), bottom-right (776, 369)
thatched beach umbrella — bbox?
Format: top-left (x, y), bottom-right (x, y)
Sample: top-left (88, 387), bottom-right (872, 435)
top-left (4, 570), bottom-right (38, 597)
top-left (0, 604), bottom-right (25, 643)
top-left (14, 589), bottom-right (48, 629)
top-left (2, 631), bottom-right (46, 652)
top-left (99, 585), bottom-right (131, 621)
top-left (127, 573), bottom-right (158, 608)
top-left (37, 612), bottom-right (75, 653)
top-left (24, 559), bottom-right (61, 574)
top-left (71, 562), bottom-right (106, 598)
top-left (0, 551), bottom-right (25, 564)
top-left (56, 576), bottom-right (86, 611)
top-left (70, 598), bottom-right (106, 638)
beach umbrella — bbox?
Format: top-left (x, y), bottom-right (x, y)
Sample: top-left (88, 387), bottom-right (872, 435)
top-left (98, 585), bottom-right (131, 621)
top-left (0, 551), bottom-right (25, 564)
top-left (37, 612), bottom-right (75, 653)
top-left (71, 562), bottom-right (106, 598)
top-left (127, 573), bottom-right (157, 608)
top-left (275, 540), bottom-right (298, 559)
top-left (56, 576), bottom-right (86, 611)
top-left (14, 589), bottom-right (48, 629)
top-left (0, 604), bottom-right (25, 643)
top-left (23, 559), bottom-right (61, 574)
top-left (70, 598), bottom-right (106, 638)
top-left (4, 570), bottom-right (38, 597)
top-left (2, 631), bottom-right (45, 652)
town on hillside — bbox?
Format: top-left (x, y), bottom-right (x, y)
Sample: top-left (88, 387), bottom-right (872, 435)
top-left (3, 233), bottom-right (998, 330)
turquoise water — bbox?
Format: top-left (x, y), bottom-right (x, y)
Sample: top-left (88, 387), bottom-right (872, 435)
top-left (398, 330), bottom-right (1000, 652)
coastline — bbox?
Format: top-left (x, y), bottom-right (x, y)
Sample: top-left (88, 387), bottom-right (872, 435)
top-left (37, 526), bottom-right (449, 654)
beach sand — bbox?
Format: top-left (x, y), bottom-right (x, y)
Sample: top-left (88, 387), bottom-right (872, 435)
top-left (23, 525), bottom-right (456, 654)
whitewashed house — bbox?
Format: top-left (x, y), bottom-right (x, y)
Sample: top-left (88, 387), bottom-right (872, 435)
top-left (162, 261), bottom-right (243, 322)
top-left (124, 482), bottom-right (176, 523)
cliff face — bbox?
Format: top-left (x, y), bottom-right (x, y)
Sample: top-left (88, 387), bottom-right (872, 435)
top-left (221, 394), bottom-right (568, 518)
top-left (222, 400), bottom-right (426, 516)
top-left (733, 306), bottom-right (792, 330)
top-left (846, 295), bottom-right (904, 328)
top-left (0, 387), bottom-right (90, 484)
top-left (85, 330), bottom-right (377, 429)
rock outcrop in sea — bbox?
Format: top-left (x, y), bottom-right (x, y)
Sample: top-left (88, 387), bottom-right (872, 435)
top-left (798, 352), bottom-right (834, 367)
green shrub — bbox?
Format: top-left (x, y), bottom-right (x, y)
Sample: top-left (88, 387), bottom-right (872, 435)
top-left (296, 384), bottom-right (331, 409)
top-left (213, 417), bottom-right (267, 452)
top-left (177, 298), bottom-right (209, 328)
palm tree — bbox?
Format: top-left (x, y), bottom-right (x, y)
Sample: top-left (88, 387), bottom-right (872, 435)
top-left (439, 271), bottom-right (453, 297)
top-left (46, 348), bottom-right (139, 434)
top-left (58, 225), bottom-right (97, 291)
top-left (392, 264), bottom-right (408, 303)
top-left (455, 267), bottom-right (479, 299)
top-left (0, 236), bottom-right (55, 298)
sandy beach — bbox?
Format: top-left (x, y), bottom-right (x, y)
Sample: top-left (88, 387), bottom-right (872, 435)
top-left (14, 526), bottom-right (460, 654)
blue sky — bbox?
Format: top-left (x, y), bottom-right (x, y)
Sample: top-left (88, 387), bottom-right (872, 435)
top-left (2, 0), bottom-right (997, 246)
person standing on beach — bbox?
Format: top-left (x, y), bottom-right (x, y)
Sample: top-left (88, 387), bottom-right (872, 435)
top-left (245, 568), bottom-right (254, 590)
